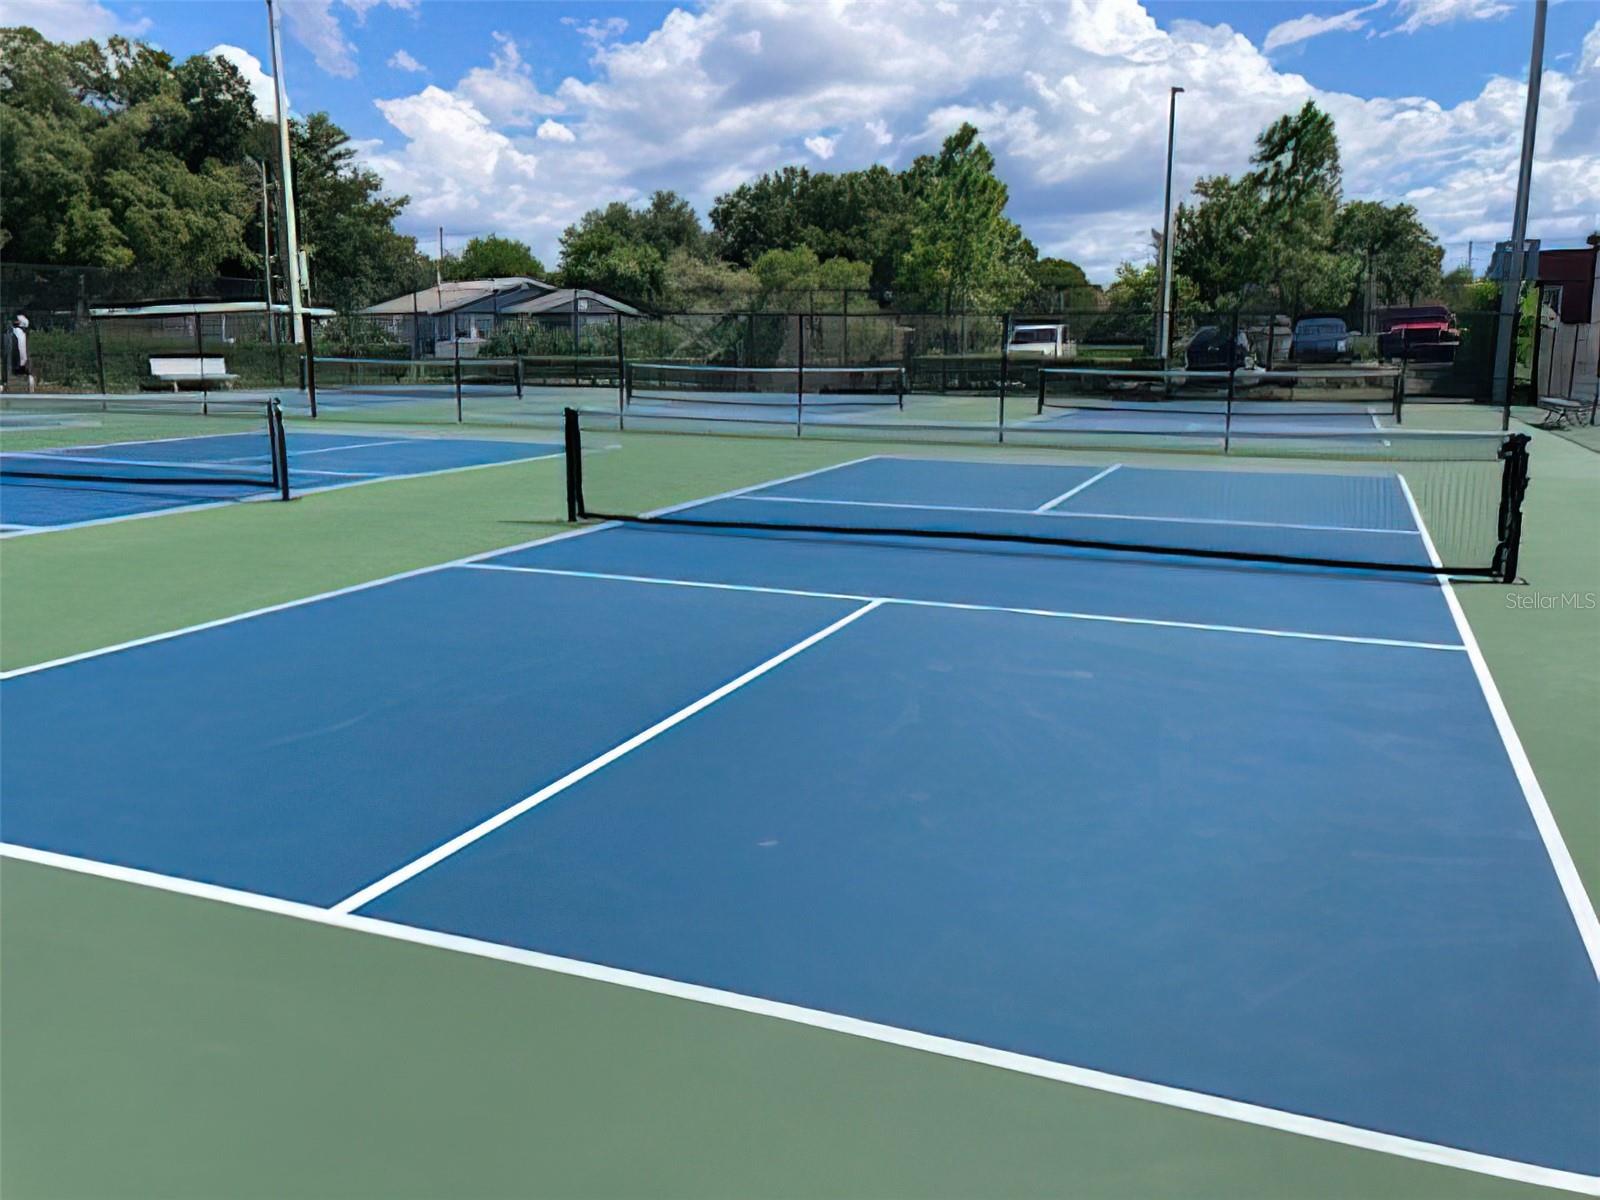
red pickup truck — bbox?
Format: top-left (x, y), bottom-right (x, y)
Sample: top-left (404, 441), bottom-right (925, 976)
top-left (1377, 306), bottom-right (1461, 363)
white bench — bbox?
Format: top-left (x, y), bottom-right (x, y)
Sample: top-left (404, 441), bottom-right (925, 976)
top-left (1535, 392), bottom-right (1598, 430)
top-left (147, 355), bottom-right (238, 390)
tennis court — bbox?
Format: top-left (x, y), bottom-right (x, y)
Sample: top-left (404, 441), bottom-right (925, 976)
top-left (3, 434), bottom-right (1594, 1192)
top-left (0, 426), bottom-right (560, 532)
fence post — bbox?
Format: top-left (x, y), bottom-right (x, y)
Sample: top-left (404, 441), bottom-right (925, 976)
top-left (302, 311), bottom-right (319, 418)
top-left (997, 312), bottom-right (1011, 442)
top-left (796, 311), bottom-right (805, 436)
top-left (615, 311), bottom-right (626, 417)
top-left (93, 318), bottom-right (107, 395)
top-left (454, 336), bottom-right (464, 423)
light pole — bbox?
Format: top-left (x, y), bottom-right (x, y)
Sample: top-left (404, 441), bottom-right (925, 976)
top-left (1491, 0), bottom-right (1547, 421)
top-left (265, 0), bottom-right (305, 343)
top-left (1157, 86), bottom-right (1184, 363)
top-left (245, 155), bottom-right (276, 344)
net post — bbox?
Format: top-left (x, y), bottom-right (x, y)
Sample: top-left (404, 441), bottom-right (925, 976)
top-left (796, 312), bottom-right (805, 437)
top-left (1494, 432), bottom-right (1531, 583)
top-left (1037, 364), bottom-right (1047, 416)
top-left (896, 364), bottom-right (905, 410)
top-left (514, 354), bottom-right (524, 400)
top-left (92, 318), bottom-right (107, 396)
top-left (563, 407), bottom-right (584, 522)
top-left (302, 313), bottom-right (319, 418)
top-left (454, 338), bottom-right (464, 423)
top-left (615, 311), bottom-right (626, 414)
top-left (195, 310), bottom-right (208, 411)
top-left (270, 398), bottom-right (291, 501)
top-left (1394, 362), bottom-right (1405, 425)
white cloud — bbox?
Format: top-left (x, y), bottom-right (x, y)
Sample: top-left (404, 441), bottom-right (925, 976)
top-left (282, 0), bottom-right (422, 77)
top-left (5, 0), bottom-right (149, 39)
top-left (389, 49), bottom-right (425, 73)
top-left (456, 33), bottom-right (564, 126)
top-left (353, 0), bottom-right (1600, 280)
top-left (282, 0), bottom-right (358, 77)
top-left (562, 15), bottom-right (629, 47)
top-left (1265, 1), bottom-right (1386, 53)
top-left (209, 44), bottom-right (282, 118)
top-left (1390, 0), bottom-right (1513, 36)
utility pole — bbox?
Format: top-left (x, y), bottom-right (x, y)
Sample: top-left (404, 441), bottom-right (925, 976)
top-left (1491, 0), bottom-right (1547, 412)
top-left (1156, 85), bottom-right (1184, 363)
top-left (265, 0), bottom-right (304, 343)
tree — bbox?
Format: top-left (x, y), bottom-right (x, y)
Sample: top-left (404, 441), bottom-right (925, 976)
top-left (710, 165), bottom-right (909, 292)
top-left (558, 224), bottom-right (666, 304)
top-left (895, 124), bottom-right (1033, 312)
top-left (1245, 100), bottom-right (1351, 314)
top-left (1334, 201), bottom-right (1443, 307)
top-left (444, 235), bottom-right (546, 281)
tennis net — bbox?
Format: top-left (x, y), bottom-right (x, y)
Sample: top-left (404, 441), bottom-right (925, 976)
top-left (1038, 366), bottom-right (1405, 422)
top-left (626, 362), bottom-right (906, 408)
top-left (0, 396), bottom-right (289, 496)
top-left (303, 356), bottom-right (523, 404)
top-left (562, 408), bottom-right (1530, 581)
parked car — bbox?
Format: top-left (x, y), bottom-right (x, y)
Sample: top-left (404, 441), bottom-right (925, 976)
top-left (1184, 325), bottom-right (1254, 370)
top-left (1006, 323), bottom-right (1077, 359)
top-left (1377, 306), bottom-right (1460, 363)
top-left (1291, 316), bottom-right (1353, 363)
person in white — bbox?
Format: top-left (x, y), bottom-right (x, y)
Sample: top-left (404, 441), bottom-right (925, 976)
top-left (7, 313), bottom-right (33, 391)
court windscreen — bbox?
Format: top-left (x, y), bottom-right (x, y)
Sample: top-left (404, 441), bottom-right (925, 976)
top-left (0, 396), bottom-right (289, 497)
top-left (562, 408), bottom-right (1530, 582)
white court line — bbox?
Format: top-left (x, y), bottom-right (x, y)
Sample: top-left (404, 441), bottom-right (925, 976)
top-left (0, 519), bottom-right (602, 678)
top-left (1397, 477), bottom-right (1600, 980)
top-left (735, 494), bottom-right (1420, 538)
top-left (645, 454), bottom-right (887, 517)
top-left (0, 451), bottom-right (267, 474)
top-left (329, 600), bottom-right (885, 913)
top-left (220, 437), bottom-right (416, 462)
top-left (1033, 463), bottom-right (1122, 511)
top-left (461, 563), bottom-right (1467, 653)
top-left (0, 449), bottom-right (563, 541)
top-left (4, 843), bottom-right (1594, 1197)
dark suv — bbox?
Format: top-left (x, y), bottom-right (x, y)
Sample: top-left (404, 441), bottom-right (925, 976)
top-left (1184, 326), bottom-right (1253, 370)
top-left (1291, 317), bottom-right (1352, 363)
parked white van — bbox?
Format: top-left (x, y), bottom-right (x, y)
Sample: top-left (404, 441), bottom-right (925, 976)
top-left (1007, 323), bottom-right (1077, 359)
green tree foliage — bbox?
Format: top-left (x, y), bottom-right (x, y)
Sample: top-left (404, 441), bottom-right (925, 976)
top-left (895, 124), bottom-right (1033, 312)
top-left (0, 25), bottom-right (427, 310)
top-left (558, 223), bottom-right (667, 304)
top-left (1173, 100), bottom-right (1445, 317)
top-left (1333, 200), bottom-right (1443, 306)
top-left (1103, 261), bottom-right (1199, 313)
top-left (1026, 256), bottom-right (1099, 309)
top-left (710, 165), bottom-right (910, 291)
top-left (0, 28), bottom-right (255, 273)
top-left (442, 235), bottom-right (547, 282)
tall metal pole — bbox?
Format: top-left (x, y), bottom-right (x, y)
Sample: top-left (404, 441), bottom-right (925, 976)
top-left (1157, 86), bottom-right (1185, 363)
top-left (1491, 0), bottom-right (1547, 418)
top-left (246, 155), bottom-right (276, 345)
top-left (265, 0), bottom-right (305, 344)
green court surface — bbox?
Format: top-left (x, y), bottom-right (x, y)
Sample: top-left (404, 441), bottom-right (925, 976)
top-left (2, 406), bottom-right (1596, 1199)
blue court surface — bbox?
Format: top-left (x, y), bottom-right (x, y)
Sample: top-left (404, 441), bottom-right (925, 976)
top-left (0, 431), bottom-right (559, 531)
top-left (2, 454), bottom-right (1595, 1188)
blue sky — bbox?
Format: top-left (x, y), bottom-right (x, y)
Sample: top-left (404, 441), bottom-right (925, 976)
top-left (15, 0), bottom-right (1600, 282)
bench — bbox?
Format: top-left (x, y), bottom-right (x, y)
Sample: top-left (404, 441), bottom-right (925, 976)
top-left (1535, 391), bottom-right (1598, 430)
top-left (147, 355), bottom-right (238, 391)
